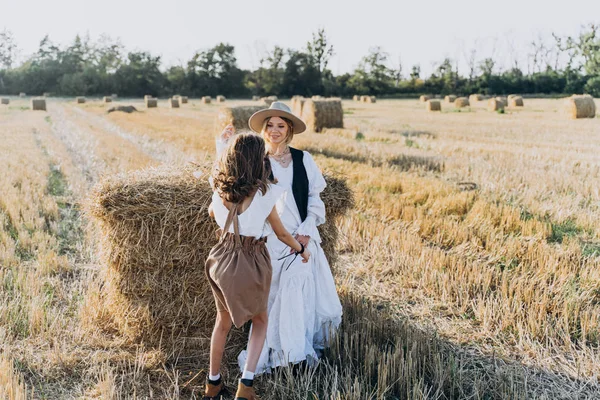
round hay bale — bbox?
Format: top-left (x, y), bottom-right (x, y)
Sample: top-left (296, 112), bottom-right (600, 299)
top-left (469, 94), bottom-right (483, 103)
top-left (507, 94), bottom-right (518, 102)
top-left (19, 93), bottom-right (26, 98)
top-left (262, 97), bottom-right (274, 106)
top-left (180, 96), bottom-right (188, 104)
top-left (419, 95), bottom-right (430, 103)
top-left (215, 105), bottom-right (264, 134)
top-left (426, 100), bottom-right (441, 111)
top-left (76, 97), bottom-right (86, 104)
top-left (31, 98), bottom-right (46, 111)
top-left (145, 98), bottom-right (158, 108)
top-left (267, 95), bottom-right (278, 101)
top-left (86, 164), bottom-right (353, 346)
top-left (495, 96), bottom-right (507, 106)
top-left (144, 95), bottom-right (153, 101)
top-left (252, 95), bottom-right (260, 101)
top-left (366, 96), bottom-right (376, 103)
top-left (1, 98), bottom-right (9, 105)
top-left (352, 95), bottom-right (360, 101)
top-left (103, 96), bottom-right (113, 103)
top-left (311, 95), bottom-right (324, 100)
top-left (444, 95), bottom-right (457, 103)
top-left (216, 95), bottom-right (226, 103)
top-left (301, 99), bottom-right (344, 132)
top-left (455, 97), bottom-right (470, 108)
top-left (168, 98), bottom-right (180, 108)
top-left (201, 96), bottom-right (212, 104)
top-left (488, 98), bottom-right (504, 112)
top-left (291, 96), bottom-right (306, 116)
top-left (564, 95), bottom-right (596, 119)
top-left (508, 96), bottom-right (524, 107)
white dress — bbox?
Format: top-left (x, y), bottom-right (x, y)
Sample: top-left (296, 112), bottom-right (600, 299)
top-left (229, 149), bottom-right (342, 373)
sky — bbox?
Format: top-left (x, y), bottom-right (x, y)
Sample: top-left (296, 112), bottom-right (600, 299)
top-left (1, 0), bottom-right (599, 77)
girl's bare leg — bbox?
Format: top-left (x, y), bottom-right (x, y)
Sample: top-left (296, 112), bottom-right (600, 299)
top-left (244, 312), bottom-right (268, 373)
top-left (210, 310), bottom-right (232, 376)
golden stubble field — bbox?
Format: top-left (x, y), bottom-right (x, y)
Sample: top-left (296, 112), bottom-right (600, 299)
top-left (0, 96), bottom-right (599, 399)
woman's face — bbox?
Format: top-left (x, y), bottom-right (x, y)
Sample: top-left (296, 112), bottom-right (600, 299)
top-left (263, 116), bottom-right (289, 146)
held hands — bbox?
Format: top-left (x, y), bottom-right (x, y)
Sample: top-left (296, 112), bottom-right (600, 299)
top-left (220, 124), bottom-right (236, 141)
top-left (300, 247), bottom-right (311, 263)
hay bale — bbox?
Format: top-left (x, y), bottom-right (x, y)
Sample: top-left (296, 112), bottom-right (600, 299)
top-left (507, 94), bottom-right (517, 102)
top-left (495, 96), bottom-right (507, 106)
top-left (564, 95), bottom-right (596, 119)
top-left (291, 96), bottom-right (306, 116)
top-left (366, 96), bottom-right (376, 103)
top-left (87, 163), bottom-right (353, 346)
top-left (168, 98), bottom-right (180, 108)
top-left (301, 99), bottom-right (344, 132)
top-left (262, 97), bottom-right (274, 106)
top-left (180, 96), bottom-right (188, 104)
top-left (31, 98), bottom-right (46, 111)
top-left (488, 98), bottom-right (504, 112)
top-left (252, 95), bottom-right (260, 101)
top-left (508, 96), bottom-right (524, 107)
top-left (76, 97), bottom-right (86, 104)
top-left (312, 95), bottom-right (324, 100)
top-left (201, 96), bottom-right (212, 104)
top-left (426, 100), bottom-right (441, 111)
top-left (469, 94), bottom-right (483, 103)
top-left (19, 93), bottom-right (26, 98)
top-left (455, 97), bottom-right (470, 108)
top-left (419, 95), bottom-right (430, 103)
top-left (444, 95), bottom-right (457, 103)
top-left (1, 98), bottom-right (9, 105)
top-left (144, 95), bottom-right (153, 101)
top-left (267, 95), bottom-right (278, 101)
top-left (215, 105), bottom-right (263, 134)
top-left (145, 98), bottom-right (158, 108)
top-left (353, 95), bottom-right (360, 101)
top-left (103, 96), bottom-right (113, 103)
top-left (108, 105), bottom-right (138, 114)
top-left (216, 95), bottom-right (226, 103)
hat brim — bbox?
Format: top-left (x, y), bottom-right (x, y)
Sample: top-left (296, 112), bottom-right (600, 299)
top-left (248, 109), bottom-right (306, 134)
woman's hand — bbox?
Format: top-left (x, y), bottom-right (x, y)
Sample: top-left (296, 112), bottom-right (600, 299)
top-left (300, 248), bottom-right (311, 263)
top-left (295, 235), bottom-right (310, 247)
top-left (220, 124), bottom-right (235, 141)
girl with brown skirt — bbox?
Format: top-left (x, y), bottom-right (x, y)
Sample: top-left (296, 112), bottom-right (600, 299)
top-left (204, 133), bottom-right (310, 400)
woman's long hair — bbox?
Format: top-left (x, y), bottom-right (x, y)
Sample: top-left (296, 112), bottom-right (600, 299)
top-left (212, 133), bottom-right (270, 203)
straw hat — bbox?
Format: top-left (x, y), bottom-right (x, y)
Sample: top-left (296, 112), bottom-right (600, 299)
top-left (248, 101), bottom-right (306, 134)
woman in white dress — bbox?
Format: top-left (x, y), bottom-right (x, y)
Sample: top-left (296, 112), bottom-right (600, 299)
top-left (216, 101), bottom-right (342, 373)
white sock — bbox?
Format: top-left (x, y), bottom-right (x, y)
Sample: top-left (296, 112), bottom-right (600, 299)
top-left (209, 372), bottom-right (221, 381)
top-left (241, 369), bottom-right (255, 381)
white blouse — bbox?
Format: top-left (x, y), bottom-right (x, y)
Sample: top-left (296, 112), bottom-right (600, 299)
top-left (210, 184), bottom-right (284, 239)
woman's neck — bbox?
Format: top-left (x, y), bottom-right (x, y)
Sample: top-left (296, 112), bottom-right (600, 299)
top-left (267, 142), bottom-right (288, 155)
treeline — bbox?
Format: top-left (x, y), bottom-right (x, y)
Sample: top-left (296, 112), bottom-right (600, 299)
top-left (0, 26), bottom-right (599, 98)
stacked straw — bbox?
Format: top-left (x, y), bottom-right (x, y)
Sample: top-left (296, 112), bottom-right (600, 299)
top-left (352, 95), bottom-right (360, 101)
top-left (426, 100), bottom-right (441, 111)
top-left (1, 98), bottom-right (9, 105)
top-left (103, 96), bottom-right (113, 103)
top-left (31, 98), bottom-right (46, 111)
top-left (145, 97), bottom-right (158, 108)
top-left (168, 98), bottom-right (180, 108)
top-left (87, 164), bottom-right (353, 346)
top-left (444, 95), bottom-right (456, 103)
top-left (301, 99), bottom-right (344, 132)
top-left (488, 98), bottom-right (504, 112)
top-left (508, 96), bottom-right (524, 107)
top-left (202, 96), bottom-right (212, 104)
top-left (564, 95), bottom-right (596, 119)
top-left (216, 95), bottom-right (226, 103)
top-left (291, 96), bottom-right (305, 116)
top-left (76, 97), bottom-right (86, 104)
top-left (215, 105), bottom-right (263, 134)
top-left (419, 95), bottom-right (430, 103)
top-left (455, 97), bottom-right (470, 108)
top-left (469, 94), bottom-right (484, 103)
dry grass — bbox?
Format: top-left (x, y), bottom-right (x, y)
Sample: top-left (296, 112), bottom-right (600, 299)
top-left (1, 97), bottom-right (600, 398)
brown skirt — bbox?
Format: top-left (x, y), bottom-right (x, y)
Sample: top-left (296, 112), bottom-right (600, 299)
top-left (205, 232), bottom-right (272, 328)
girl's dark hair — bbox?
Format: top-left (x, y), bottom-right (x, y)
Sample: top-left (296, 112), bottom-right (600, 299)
top-left (212, 133), bottom-right (270, 203)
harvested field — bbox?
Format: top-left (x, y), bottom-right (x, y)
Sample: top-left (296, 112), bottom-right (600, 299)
top-left (1, 97), bottom-right (600, 399)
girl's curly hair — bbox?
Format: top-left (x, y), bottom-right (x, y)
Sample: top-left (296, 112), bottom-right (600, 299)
top-left (212, 133), bottom-right (271, 204)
